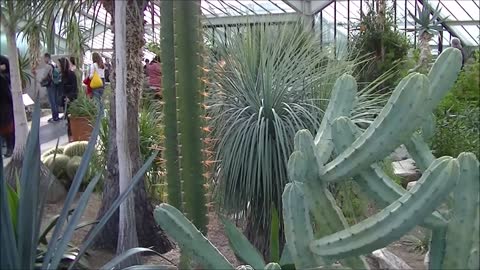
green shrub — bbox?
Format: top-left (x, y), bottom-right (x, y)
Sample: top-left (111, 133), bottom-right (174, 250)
top-left (351, 2), bottom-right (410, 90)
top-left (68, 90), bottom-right (97, 119)
top-left (432, 51), bottom-right (480, 158)
top-left (438, 50), bottom-right (480, 112)
top-left (431, 106), bottom-right (480, 158)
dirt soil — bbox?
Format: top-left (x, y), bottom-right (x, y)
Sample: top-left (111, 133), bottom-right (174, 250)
top-left (42, 194), bottom-right (426, 269)
top-left (42, 193), bottom-right (240, 269)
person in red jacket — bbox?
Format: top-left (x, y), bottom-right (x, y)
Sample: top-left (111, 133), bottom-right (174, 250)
top-left (147, 56), bottom-right (162, 97)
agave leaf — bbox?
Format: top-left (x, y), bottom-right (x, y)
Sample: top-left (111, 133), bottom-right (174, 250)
top-left (17, 98), bottom-right (42, 270)
top-left (99, 247), bottom-right (158, 270)
top-left (38, 209), bottom-right (75, 245)
top-left (68, 151), bottom-right (160, 270)
top-left (270, 206), bottom-right (280, 262)
top-left (6, 184), bottom-right (19, 237)
top-left (0, 144), bottom-right (19, 269)
top-left (221, 216), bottom-right (266, 269)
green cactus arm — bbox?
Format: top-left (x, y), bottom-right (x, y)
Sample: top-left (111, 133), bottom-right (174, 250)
top-left (470, 208), bottom-right (480, 270)
top-left (404, 132), bottom-right (436, 172)
top-left (331, 117), bottom-right (447, 229)
top-left (429, 226), bottom-right (447, 270)
top-left (320, 73), bottom-right (431, 182)
top-left (160, 0), bottom-right (182, 210)
top-left (426, 48), bottom-right (463, 107)
top-left (293, 130), bottom-right (319, 182)
top-left (282, 182), bottom-right (322, 268)
top-left (421, 114), bottom-right (436, 141)
top-left (153, 204), bottom-right (234, 269)
top-left (310, 157), bottom-right (460, 259)
top-left (291, 130), bottom-right (369, 269)
top-left (443, 153), bottom-right (480, 269)
top-left (220, 216), bottom-right (266, 269)
top-left (313, 74), bottom-right (357, 167)
top-left (174, 0), bottom-right (208, 232)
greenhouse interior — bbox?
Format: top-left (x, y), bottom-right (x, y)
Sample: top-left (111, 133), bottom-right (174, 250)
top-left (0, 0), bottom-right (479, 269)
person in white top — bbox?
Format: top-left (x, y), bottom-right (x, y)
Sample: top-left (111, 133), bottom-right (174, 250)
top-left (89, 52), bottom-right (106, 99)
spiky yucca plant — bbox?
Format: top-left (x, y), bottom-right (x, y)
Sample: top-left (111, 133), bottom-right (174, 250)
top-left (409, 0), bottom-right (446, 73)
top-left (207, 22), bottom-right (385, 257)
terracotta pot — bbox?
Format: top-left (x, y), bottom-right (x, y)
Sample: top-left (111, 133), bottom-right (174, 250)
top-left (69, 116), bottom-right (93, 142)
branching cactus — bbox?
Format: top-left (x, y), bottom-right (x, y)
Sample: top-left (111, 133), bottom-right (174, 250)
top-left (154, 48), bottom-right (478, 270)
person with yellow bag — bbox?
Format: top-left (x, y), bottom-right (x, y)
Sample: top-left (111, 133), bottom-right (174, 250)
top-left (88, 52), bottom-right (106, 100)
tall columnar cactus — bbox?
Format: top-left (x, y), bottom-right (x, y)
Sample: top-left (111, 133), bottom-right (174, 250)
top-left (160, 0), bottom-right (181, 210)
top-left (154, 48), bottom-right (479, 270)
top-left (160, 0), bottom-right (208, 234)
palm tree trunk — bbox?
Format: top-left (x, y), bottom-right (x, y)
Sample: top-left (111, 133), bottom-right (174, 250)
top-left (376, 0), bottom-right (386, 62)
top-left (418, 32), bottom-right (433, 73)
top-left (5, 27), bottom-right (29, 160)
top-left (114, 1), bottom-right (140, 266)
top-left (92, 0), bottom-right (173, 254)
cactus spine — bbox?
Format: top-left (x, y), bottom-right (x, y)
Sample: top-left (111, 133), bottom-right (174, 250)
top-left (160, 0), bottom-right (181, 210)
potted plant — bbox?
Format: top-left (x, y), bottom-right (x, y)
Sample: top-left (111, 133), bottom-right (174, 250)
top-left (67, 89), bottom-right (96, 142)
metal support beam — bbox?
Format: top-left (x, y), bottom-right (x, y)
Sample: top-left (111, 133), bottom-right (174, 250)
top-left (310, 0), bottom-right (334, 15)
top-left (203, 12), bottom-right (300, 27)
top-left (444, 20), bottom-right (480, 26)
top-left (282, 0), bottom-right (333, 15)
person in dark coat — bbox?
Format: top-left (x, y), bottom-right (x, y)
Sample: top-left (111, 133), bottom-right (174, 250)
top-left (58, 58), bottom-right (78, 139)
top-left (0, 55), bottom-right (15, 157)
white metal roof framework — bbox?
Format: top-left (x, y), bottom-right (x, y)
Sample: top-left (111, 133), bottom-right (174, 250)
top-left (52, 0), bottom-right (479, 61)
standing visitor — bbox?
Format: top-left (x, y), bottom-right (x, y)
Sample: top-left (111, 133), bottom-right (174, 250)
top-left (58, 58), bottom-right (78, 139)
top-left (40, 53), bottom-right (61, 122)
top-left (451, 38), bottom-right (466, 68)
top-left (147, 56), bottom-right (162, 97)
top-left (88, 52), bottom-right (105, 99)
top-left (0, 55), bottom-right (14, 157)
top-left (104, 57), bottom-right (112, 83)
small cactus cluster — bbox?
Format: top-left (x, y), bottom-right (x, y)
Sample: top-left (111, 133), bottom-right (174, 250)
top-left (41, 141), bottom-right (89, 188)
top-left (153, 49), bottom-right (478, 269)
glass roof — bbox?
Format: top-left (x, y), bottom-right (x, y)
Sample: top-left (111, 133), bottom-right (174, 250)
top-left (316, 0), bottom-right (479, 48)
top-left (51, 0), bottom-right (478, 61)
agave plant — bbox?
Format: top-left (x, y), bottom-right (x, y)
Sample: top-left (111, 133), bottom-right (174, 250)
top-left (0, 99), bottom-right (166, 270)
top-left (408, 0), bottom-right (446, 73)
top-left (207, 21), bottom-right (385, 257)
